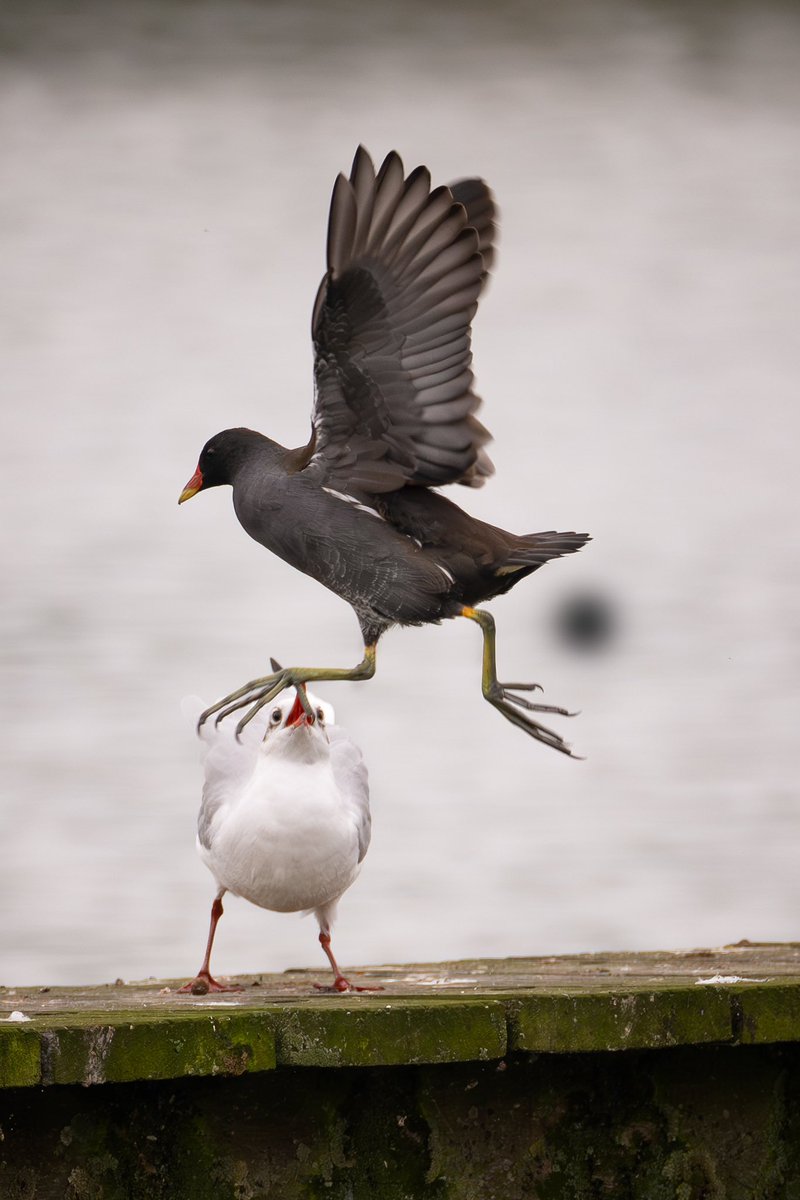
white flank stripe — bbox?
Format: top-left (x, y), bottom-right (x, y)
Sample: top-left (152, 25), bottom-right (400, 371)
top-left (322, 487), bottom-right (385, 521)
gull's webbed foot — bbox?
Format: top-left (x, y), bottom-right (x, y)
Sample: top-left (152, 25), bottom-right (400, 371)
top-left (315, 930), bottom-right (384, 994)
top-left (312, 976), bottom-right (385, 994)
top-left (177, 971), bottom-right (243, 995)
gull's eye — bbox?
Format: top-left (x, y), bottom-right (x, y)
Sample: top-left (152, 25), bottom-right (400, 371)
top-left (316, 707), bottom-right (325, 723)
top-left (270, 708), bottom-right (282, 725)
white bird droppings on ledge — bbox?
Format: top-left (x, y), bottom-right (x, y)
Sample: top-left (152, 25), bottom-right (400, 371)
top-left (695, 975), bottom-right (769, 985)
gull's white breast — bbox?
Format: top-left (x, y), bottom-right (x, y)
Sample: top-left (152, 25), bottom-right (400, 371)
top-left (199, 750), bottom-right (362, 913)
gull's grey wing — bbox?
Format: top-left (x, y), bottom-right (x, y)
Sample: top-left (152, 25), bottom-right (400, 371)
top-left (182, 695), bottom-right (264, 852)
top-left (305, 147), bottom-right (496, 499)
top-left (329, 725), bottom-right (371, 862)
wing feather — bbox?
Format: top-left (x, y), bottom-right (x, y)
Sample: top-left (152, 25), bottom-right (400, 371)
top-left (329, 726), bottom-right (371, 863)
top-left (327, 174), bottom-right (358, 277)
top-left (306, 148), bottom-right (497, 496)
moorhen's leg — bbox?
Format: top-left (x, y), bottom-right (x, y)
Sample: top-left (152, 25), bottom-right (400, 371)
top-left (197, 644), bottom-right (377, 737)
top-left (460, 606), bottom-right (581, 758)
top-left (178, 892), bottom-right (242, 994)
top-left (313, 930), bottom-right (384, 994)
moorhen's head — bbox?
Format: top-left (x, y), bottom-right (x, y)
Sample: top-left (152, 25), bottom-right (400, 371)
top-left (179, 428), bottom-right (264, 503)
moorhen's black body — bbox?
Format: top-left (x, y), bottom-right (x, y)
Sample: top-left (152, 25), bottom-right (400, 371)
top-left (180, 148), bottom-right (590, 754)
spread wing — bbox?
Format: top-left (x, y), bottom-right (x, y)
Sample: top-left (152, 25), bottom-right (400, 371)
top-left (448, 176), bottom-right (497, 282)
top-left (305, 147), bottom-right (497, 498)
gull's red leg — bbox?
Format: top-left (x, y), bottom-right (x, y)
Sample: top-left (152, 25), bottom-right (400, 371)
top-left (178, 894), bottom-right (242, 994)
top-left (313, 930), bottom-right (383, 994)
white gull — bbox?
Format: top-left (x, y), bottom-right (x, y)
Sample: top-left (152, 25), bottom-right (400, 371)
top-left (180, 683), bottom-right (375, 994)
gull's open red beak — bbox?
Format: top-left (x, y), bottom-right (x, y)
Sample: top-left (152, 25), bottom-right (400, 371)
top-left (285, 690), bottom-right (314, 728)
top-left (179, 466), bottom-right (204, 504)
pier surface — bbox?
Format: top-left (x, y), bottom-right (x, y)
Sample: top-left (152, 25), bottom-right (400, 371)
top-left (2, 944), bottom-right (799, 1198)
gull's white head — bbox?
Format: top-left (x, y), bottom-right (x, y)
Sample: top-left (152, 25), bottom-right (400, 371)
top-left (261, 687), bottom-right (335, 761)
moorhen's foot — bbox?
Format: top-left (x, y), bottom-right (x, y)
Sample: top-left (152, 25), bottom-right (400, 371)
top-left (198, 668), bottom-right (311, 737)
top-left (177, 973), bottom-right (243, 995)
top-left (313, 976), bottom-right (385, 994)
top-left (495, 681), bottom-right (575, 719)
top-left (197, 646), bottom-right (377, 739)
top-left (488, 682), bottom-right (580, 758)
top-left (460, 606), bottom-right (583, 757)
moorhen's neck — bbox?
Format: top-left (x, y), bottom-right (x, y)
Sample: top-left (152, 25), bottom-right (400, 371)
top-left (283, 427), bottom-right (317, 474)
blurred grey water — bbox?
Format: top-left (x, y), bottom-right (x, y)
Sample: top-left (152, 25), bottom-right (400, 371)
top-left (1, 0), bottom-right (799, 986)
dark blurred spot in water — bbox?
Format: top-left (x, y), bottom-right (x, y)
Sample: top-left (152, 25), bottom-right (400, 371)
top-left (554, 590), bottom-right (618, 652)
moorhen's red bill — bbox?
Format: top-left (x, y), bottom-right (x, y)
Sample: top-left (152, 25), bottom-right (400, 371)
top-left (180, 148), bottom-right (590, 754)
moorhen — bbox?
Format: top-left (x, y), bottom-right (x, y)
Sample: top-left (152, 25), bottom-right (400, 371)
top-left (180, 147), bottom-right (590, 754)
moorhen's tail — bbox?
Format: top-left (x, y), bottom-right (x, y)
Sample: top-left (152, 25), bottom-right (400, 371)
top-left (501, 530), bottom-right (591, 573)
top-left (482, 529), bottom-right (590, 599)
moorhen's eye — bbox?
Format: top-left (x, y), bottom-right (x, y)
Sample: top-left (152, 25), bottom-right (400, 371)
top-left (270, 708), bottom-right (282, 725)
top-left (316, 707), bottom-right (325, 723)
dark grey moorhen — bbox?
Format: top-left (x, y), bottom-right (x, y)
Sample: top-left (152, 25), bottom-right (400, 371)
top-left (180, 147), bottom-right (590, 754)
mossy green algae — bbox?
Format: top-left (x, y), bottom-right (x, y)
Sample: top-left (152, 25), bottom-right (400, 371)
top-left (3, 973), bottom-right (800, 1090)
top-left (0, 1027), bottom-right (39, 1089)
top-left (1, 1010), bottom-right (277, 1088)
top-left (508, 985), bottom-right (733, 1053)
top-left (732, 981), bottom-right (800, 1044)
top-left (272, 997), bottom-right (507, 1067)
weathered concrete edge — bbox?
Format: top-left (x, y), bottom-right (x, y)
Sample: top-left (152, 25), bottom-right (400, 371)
top-left (508, 987), bottom-right (733, 1053)
top-left (0, 1010), bottom-right (278, 1089)
top-left (732, 982), bottom-right (800, 1045)
top-left (0, 999), bottom-right (507, 1087)
top-left (2, 982), bottom-right (798, 1088)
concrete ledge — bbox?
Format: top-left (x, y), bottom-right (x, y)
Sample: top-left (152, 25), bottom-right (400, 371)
top-left (2, 944), bottom-right (799, 1088)
top-left (2, 947), bottom-right (800, 1199)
